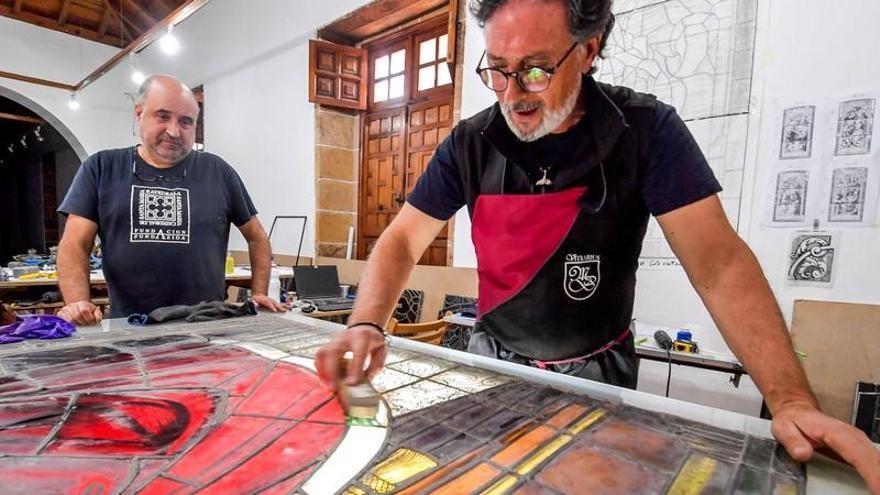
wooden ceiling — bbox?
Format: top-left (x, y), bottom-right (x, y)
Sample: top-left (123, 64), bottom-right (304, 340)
top-left (0, 0), bottom-right (189, 47)
top-left (319, 0), bottom-right (448, 45)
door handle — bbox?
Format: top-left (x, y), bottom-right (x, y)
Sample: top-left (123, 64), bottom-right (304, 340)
top-left (394, 194), bottom-right (405, 205)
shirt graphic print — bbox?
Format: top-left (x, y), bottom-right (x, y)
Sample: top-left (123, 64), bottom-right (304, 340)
top-left (130, 185), bottom-right (191, 243)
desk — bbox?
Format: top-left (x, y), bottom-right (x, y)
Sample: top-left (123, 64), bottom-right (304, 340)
top-left (442, 313), bottom-right (747, 384)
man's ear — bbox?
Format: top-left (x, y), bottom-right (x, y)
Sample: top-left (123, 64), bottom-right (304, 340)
top-left (580, 36), bottom-right (601, 74)
top-left (134, 103), bottom-right (144, 121)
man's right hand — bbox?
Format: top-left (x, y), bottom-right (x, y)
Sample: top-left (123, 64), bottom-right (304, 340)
top-left (57, 301), bottom-right (103, 326)
top-left (315, 324), bottom-right (387, 388)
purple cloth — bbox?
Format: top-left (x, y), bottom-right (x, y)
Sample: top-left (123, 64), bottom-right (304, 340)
top-left (0, 316), bottom-right (76, 344)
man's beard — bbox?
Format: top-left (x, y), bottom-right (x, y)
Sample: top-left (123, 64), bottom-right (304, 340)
top-left (499, 77), bottom-right (582, 142)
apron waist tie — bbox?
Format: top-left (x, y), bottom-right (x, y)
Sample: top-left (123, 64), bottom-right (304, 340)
top-left (531, 327), bottom-right (631, 370)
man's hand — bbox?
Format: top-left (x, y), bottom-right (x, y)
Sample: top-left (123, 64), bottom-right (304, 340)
top-left (772, 402), bottom-right (880, 493)
top-left (315, 325), bottom-right (387, 388)
top-left (57, 301), bottom-right (103, 326)
top-left (251, 294), bottom-right (285, 312)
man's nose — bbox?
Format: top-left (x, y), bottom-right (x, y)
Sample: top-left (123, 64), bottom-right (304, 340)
top-left (500, 76), bottom-right (525, 104)
top-left (165, 121), bottom-right (181, 138)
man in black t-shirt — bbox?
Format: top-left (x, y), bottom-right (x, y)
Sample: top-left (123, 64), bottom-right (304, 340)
top-left (314, 0), bottom-right (880, 488)
top-left (57, 75), bottom-right (284, 323)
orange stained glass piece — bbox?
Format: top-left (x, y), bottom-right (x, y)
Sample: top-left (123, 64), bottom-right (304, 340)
top-left (546, 403), bottom-right (588, 429)
top-left (590, 417), bottom-right (683, 471)
top-left (432, 462), bottom-right (502, 495)
top-left (491, 425), bottom-right (557, 468)
top-left (537, 440), bottom-right (668, 495)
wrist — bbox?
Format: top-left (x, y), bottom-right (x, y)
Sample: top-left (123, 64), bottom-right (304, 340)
top-left (347, 321), bottom-right (390, 342)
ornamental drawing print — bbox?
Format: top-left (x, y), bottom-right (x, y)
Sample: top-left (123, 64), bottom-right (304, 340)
top-left (773, 170), bottom-right (809, 222)
top-left (787, 231), bottom-right (837, 286)
top-left (835, 98), bottom-right (875, 156)
top-left (130, 185), bottom-right (191, 243)
top-left (780, 105), bottom-right (815, 159)
top-left (828, 167), bottom-right (868, 222)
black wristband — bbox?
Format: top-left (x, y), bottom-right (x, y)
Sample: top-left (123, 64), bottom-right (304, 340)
top-left (346, 321), bottom-right (389, 340)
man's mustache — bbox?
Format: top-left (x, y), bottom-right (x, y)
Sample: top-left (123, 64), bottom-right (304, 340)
top-left (504, 100), bottom-right (543, 112)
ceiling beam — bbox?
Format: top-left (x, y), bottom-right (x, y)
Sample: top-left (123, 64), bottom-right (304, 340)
top-left (0, 5), bottom-right (122, 46)
top-left (0, 70), bottom-right (77, 92)
top-left (77, 0), bottom-right (213, 91)
top-left (12, 0), bottom-right (22, 15)
top-left (58, 0), bottom-right (72, 24)
top-left (121, 0), bottom-right (155, 30)
top-left (0, 112), bottom-right (45, 125)
top-left (97, 1), bottom-right (112, 36)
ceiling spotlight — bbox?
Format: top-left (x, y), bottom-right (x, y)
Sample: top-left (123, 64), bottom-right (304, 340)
top-left (33, 126), bottom-right (44, 142)
top-left (132, 70), bottom-right (146, 84)
top-left (19, 136), bottom-right (27, 148)
top-left (68, 92), bottom-right (80, 110)
top-left (159, 26), bottom-right (180, 55)
top-left (7, 144), bottom-right (13, 153)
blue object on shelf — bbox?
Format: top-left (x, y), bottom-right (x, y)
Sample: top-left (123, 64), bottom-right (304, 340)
top-left (676, 330), bottom-right (693, 342)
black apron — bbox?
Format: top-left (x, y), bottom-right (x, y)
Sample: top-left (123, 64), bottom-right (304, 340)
top-left (460, 78), bottom-right (657, 389)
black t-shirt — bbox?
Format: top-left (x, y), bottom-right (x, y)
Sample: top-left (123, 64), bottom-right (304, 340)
top-left (58, 147), bottom-right (257, 317)
top-left (408, 101), bottom-right (721, 220)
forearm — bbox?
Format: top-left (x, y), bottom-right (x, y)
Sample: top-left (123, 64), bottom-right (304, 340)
top-left (57, 241), bottom-right (92, 303)
top-left (692, 240), bottom-right (817, 413)
top-left (348, 230), bottom-right (418, 327)
top-left (247, 238), bottom-right (272, 296)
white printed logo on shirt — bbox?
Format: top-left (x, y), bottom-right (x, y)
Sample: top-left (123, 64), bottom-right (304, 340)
top-left (130, 185), bottom-right (191, 244)
top-left (563, 253), bottom-right (600, 301)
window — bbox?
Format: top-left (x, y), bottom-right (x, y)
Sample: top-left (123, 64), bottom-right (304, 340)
top-left (416, 33), bottom-right (452, 91)
top-left (372, 48), bottom-right (406, 103)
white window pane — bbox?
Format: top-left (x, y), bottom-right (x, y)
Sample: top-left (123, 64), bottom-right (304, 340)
top-left (438, 34), bottom-right (448, 60)
top-left (374, 80), bottom-right (388, 102)
top-left (419, 38), bottom-right (436, 64)
top-left (374, 56), bottom-right (389, 79)
top-left (418, 65), bottom-right (435, 90)
top-left (436, 62), bottom-right (452, 86)
top-left (390, 49), bottom-right (406, 75)
top-left (389, 75), bottom-right (405, 99)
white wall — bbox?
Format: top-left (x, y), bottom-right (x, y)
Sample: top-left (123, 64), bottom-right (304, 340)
top-left (0, 16), bottom-right (135, 156)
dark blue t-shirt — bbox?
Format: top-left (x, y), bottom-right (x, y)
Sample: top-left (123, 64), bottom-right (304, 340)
top-left (408, 101), bottom-right (721, 220)
top-left (58, 147), bottom-right (257, 318)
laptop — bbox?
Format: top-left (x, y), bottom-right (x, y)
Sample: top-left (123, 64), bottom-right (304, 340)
top-left (293, 265), bottom-right (354, 311)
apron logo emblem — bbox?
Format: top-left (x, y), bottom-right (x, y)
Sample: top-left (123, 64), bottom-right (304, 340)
top-left (564, 254), bottom-right (601, 301)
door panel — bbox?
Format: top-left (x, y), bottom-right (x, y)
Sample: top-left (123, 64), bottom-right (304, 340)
top-left (359, 109), bottom-right (406, 259)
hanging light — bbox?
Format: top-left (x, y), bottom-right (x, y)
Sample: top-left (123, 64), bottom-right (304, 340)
top-left (159, 25), bottom-right (180, 55)
top-left (68, 92), bottom-right (80, 110)
top-left (19, 135), bottom-right (27, 149)
top-left (33, 126), bottom-right (44, 142)
top-left (130, 53), bottom-right (145, 84)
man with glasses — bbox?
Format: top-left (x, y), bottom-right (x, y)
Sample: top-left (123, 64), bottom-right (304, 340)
top-left (317, 1), bottom-right (880, 487)
top-left (56, 75), bottom-right (284, 325)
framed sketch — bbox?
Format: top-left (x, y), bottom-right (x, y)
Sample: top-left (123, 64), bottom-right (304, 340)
top-left (787, 231), bottom-right (837, 286)
top-left (828, 167), bottom-right (869, 222)
top-left (773, 170), bottom-right (809, 222)
top-left (780, 105), bottom-right (815, 159)
top-left (835, 98), bottom-right (875, 156)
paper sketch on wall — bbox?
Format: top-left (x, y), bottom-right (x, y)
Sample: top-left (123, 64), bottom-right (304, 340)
top-left (786, 231), bottom-right (838, 287)
top-left (828, 167), bottom-right (869, 222)
top-left (773, 170), bottom-right (809, 222)
top-left (597, 0), bottom-right (757, 269)
top-left (834, 98), bottom-right (875, 156)
top-left (780, 106), bottom-right (816, 159)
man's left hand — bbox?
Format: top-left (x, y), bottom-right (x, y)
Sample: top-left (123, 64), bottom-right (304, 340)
top-left (772, 401), bottom-right (880, 493)
top-left (252, 294), bottom-right (285, 312)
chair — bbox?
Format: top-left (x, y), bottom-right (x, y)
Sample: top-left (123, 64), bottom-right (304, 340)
top-left (387, 315), bottom-right (448, 345)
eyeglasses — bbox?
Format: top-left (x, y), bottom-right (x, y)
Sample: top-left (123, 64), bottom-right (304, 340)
top-left (132, 159), bottom-right (187, 183)
top-left (476, 42), bottom-right (579, 93)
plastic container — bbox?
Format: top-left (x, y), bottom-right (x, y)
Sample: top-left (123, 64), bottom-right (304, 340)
top-left (268, 267), bottom-right (281, 301)
top-left (225, 252), bottom-right (235, 274)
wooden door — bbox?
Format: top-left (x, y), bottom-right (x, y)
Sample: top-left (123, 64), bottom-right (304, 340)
top-left (406, 97), bottom-right (452, 265)
top-left (356, 17), bottom-right (454, 265)
top-left (358, 109), bottom-right (406, 259)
